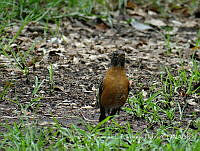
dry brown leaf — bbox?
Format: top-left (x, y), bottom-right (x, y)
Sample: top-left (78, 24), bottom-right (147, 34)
top-left (126, 0), bottom-right (137, 10)
top-left (146, 18), bottom-right (166, 27)
top-left (186, 99), bottom-right (198, 106)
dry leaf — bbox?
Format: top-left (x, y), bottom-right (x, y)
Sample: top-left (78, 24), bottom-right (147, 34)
top-left (131, 20), bottom-right (153, 31)
top-left (186, 99), bottom-right (198, 106)
top-left (146, 18), bottom-right (166, 27)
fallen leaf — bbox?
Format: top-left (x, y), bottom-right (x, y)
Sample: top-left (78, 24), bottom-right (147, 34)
top-left (186, 99), bottom-right (198, 106)
top-left (53, 85), bottom-right (64, 91)
top-left (146, 18), bottom-right (166, 27)
top-left (126, 0), bottom-right (137, 9)
top-left (131, 20), bottom-right (153, 31)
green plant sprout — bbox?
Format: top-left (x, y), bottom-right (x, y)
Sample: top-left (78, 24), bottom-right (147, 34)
top-left (32, 76), bottom-right (45, 96)
top-left (48, 64), bottom-right (54, 91)
top-left (0, 81), bottom-right (13, 100)
top-left (126, 91), bottom-right (160, 122)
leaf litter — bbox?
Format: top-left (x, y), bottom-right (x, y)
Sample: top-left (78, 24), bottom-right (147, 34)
top-left (0, 5), bottom-right (199, 132)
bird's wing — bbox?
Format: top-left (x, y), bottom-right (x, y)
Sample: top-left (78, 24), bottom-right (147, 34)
top-left (96, 79), bottom-right (104, 108)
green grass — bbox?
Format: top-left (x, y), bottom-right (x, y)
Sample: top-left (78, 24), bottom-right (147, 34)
top-left (0, 118), bottom-right (199, 150)
top-left (0, 0), bottom-right (120, 76)
top-left (126, 59), bottom-right (199, 123)
top-left (0, 0), bottom-right (200, 150)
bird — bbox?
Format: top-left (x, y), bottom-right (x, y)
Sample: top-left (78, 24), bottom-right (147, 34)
top-left (97, 50), bottom-right (130, 122)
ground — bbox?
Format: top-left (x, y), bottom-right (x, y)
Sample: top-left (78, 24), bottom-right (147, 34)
top-left (0, 9), bottom-right (199, 133)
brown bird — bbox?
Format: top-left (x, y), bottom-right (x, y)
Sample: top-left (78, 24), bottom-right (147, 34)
top-left (98, 50), bottom-right (130, 122)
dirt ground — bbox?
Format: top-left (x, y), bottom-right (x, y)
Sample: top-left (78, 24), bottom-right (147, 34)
top-left (0, 12), bottom-right (199, 131)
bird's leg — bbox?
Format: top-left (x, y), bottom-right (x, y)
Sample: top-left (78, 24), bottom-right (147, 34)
top-left (99, 105), bottom-right (106, 122)
top-left (108, 108), bottom-right (121, 120)
top-left (110, 108), bottom-right (119, 116)
top-left (117, 108), bottom-right (121, 115)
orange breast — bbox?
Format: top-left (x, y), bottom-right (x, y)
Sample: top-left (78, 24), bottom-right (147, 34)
top-left (100, 67), bottom-right (129, 109)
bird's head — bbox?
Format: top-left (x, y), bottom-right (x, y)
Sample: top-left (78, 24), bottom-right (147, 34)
top-left (111, 50), bottom-right (125, 67)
